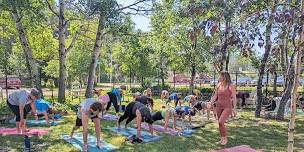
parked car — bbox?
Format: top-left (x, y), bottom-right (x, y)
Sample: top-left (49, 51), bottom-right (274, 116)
top-left (235, 77), bottom-right (252, 86)
top-left (195, 79), bottom-right (210, 84)
top-left (251, 76), bottom-right (272, 86)
top-left (0, 75), bottom-right (22, 89)
top-left (210, 79), bottom-right (218, 85)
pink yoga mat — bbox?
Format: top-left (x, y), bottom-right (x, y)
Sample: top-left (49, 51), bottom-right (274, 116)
top-left (208, 145), bottom-right (263, 152)
top-left (141, 123), bottom-right (179, 135)
top-left (0, 127), bottom-right (48, 136)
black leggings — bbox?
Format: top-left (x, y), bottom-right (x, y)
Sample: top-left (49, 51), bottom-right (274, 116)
top-left (7, 100), bottom-right (31, 122)
top-left (118, 102), bottom-right (137, 126)
top-left (106, 92), bottom-right (119, 113)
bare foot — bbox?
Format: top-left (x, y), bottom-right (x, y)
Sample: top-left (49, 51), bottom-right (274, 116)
top-left (82, 144), bottom-right (88, 152)
top-left (97, 143), bottom-right (102, 149)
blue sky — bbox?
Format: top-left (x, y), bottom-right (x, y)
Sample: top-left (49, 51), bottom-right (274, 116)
top-left (117, 0), bottom-right (151, 31)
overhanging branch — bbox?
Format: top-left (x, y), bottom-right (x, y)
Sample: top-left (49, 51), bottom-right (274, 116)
top-left (45, 0), bottom-right (59, 17)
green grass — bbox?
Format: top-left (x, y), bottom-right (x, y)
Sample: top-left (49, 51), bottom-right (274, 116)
top-left (1, 99), bottom-right (304, 152)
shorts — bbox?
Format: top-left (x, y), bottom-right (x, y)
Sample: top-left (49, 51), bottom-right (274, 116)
top-left (7, 100), bottom-right (31, 122)
top-left (75, 115), bottom-right (98, 127)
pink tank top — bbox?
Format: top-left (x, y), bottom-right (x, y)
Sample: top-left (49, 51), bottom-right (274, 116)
top-left (216, 84), bottom-right (232, 109)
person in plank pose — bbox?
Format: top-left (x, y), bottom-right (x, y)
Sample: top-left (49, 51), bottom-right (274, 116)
top-left (6, 89), bottom-right (40, 134)
top-left (117, 101), bottom-right (154, 139)
top-left (69, 98), bottom-right (104, 151)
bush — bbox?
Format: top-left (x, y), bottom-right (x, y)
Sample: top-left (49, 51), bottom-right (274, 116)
top-left (130, 87), bottom-right (145, 93)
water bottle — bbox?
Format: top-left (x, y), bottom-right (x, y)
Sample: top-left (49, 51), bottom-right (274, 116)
top-left (24, 135), bottom-right (31, 152)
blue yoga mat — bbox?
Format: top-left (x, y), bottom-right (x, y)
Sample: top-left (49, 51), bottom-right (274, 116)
top-left (61, 133), bottom-right (117, 152)
top-left (108, 127), bottom-right (162, 142)
top-left (9, 119), bottom-right (59, 125)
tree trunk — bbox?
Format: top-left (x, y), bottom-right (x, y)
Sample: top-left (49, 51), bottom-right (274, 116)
top-left (273, 65), bottom-right (278, 97)
top-left (10, 3), bottom-right (43, 97)
top-left (288, 1), bottom-right (304, 150)
top-left (225, 49), bottom-right (230, 71)
top-left (85, 13), bottom-right (105, 98)
top-left (57, 0), bottom-right (67, 103)
top-left (255, 2), bottom-right (276, 117)
top-left (220, 18), bottom-right (229, 71)
top-left (189, 64), bottom-right (196, 92)
top-left (160, 62), bottom-right (165, 89)
top-left (276, 48), bottom-right (296, 120)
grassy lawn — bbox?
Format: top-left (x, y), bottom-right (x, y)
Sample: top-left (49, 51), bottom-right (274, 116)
top-left (1, 98), bottom-right (304, 152)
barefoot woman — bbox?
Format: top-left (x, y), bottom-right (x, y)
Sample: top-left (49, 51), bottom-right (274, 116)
top-left (210, 71), bottom-right (237, 145)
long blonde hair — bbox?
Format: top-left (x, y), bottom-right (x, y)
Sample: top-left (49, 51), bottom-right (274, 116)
top-left (220, 71), bottom-right (232, 85)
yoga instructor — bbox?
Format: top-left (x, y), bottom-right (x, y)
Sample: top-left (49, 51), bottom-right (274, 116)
top-left (209, 71), bottom-right (237, 145)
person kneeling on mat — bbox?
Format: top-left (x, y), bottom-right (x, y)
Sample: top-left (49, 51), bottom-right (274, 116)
top-left (6, 88), bottom-right (40, 134)
top-left (70, 98), bottom-right (104, 151)
top-left (151, 106), bottom-right (177, 131)
top-left (98, 92), bottom-right (120, 116)
top-left (117, 101), bottom-right (154, 139)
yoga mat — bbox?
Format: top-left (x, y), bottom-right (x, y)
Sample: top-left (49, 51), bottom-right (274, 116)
top-left (140, 123), bottom-right (194, 136)
top-left (0, 127), bottom-right (48, 136)
top-left (168, 119), bottom-right (204, 129)
top-left (141, 123), bottom-right (179, 135)
top-left (61, 133), bottom-right (117, 152)
top-left (108, 127), bottom-right (162, 142)
top-left (9, 119), bottom-right (59, 126)
top-left (208, 145), bottom-right (263, 152)
top-left (100, 114), bottom-right (118, 121)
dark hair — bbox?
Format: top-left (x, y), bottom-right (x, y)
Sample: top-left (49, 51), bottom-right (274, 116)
top-left (194, 102), bottom-right (203, 110)
top-left (147, 98), bottom-right (154, 108)
top-left (143, 115), bottom-right (153, 124)
top-left (30, 88), bottom-right (40, 98)
top-left (189, 110), bottom-right (196, 116)
top-left (91, 102), bottom-right (103, 112)
top-left (175, 109), bottom-right (184, 115)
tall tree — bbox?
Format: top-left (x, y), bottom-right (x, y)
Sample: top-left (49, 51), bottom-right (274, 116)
top-left (1, 0), bottom-right (44, 95)
top-left (288, 0), bottom-right (304, 150)
top-left (45, 0), bottom-right (83, 102)
top-left (84, 0), bottom-right (152, 98)
top-left (255, 0), bottom-right (277, 117)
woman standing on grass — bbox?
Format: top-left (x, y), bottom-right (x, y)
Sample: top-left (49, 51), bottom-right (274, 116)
top-left (209, 71), bottom-right (237, 145)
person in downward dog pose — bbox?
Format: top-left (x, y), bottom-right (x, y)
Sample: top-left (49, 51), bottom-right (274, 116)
top-left (209, 71), bottom-right (237, 145)
top-left (69, 98), bottom-right (104, 151)
top-left (6, 89), bottom-right (40, 134)
top-left (135, 95), bottom-right (154, 111)
top-left (183, 95), bottom-right (197, 106)
top-left (117, 101), bottom-right (154, 139)
top-left (98, 91), bottom-right (120, 116)
top-left (160, 90), bottom-right (170, 103)
top-left (168, 92), bottom-right (182, 107)
top-left (151, 106), bottom-right (178, 131)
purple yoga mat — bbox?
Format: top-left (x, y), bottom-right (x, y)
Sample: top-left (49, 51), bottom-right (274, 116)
top-left (141, 123), bottom-right (179, 135)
